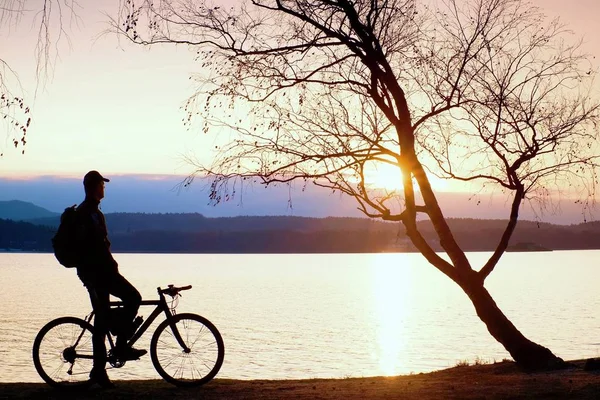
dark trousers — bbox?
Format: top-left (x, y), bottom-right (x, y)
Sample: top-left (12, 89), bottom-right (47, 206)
top-left (85, 273), bottom-right (141, 370)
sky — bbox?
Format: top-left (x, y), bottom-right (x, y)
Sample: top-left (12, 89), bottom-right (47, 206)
top-left (1, 0), bottom-right (201, 176)
top-left (1, 0), bottom-right (600, 222)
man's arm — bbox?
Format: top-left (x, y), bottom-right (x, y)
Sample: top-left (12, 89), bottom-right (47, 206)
top-left (99, 211), bottom-right (119, 271)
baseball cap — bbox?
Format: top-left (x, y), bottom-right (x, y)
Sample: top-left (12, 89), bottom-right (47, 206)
top-left (83, 170), bottom-right (110, 187)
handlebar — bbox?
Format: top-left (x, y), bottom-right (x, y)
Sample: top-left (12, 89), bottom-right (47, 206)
top-left (159, 284), bottom-right (192, 297)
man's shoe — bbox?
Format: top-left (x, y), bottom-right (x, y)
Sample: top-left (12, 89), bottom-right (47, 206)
top-left (89, 368), bottom-right (115, 389)
top-left (113, 346), bottom-right (147, 361)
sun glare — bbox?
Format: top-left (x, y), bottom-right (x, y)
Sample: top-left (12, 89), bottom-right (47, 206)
top-left (366, 163), bottom-right (451, 192)
top-left (366, 163), bottom-right (404, 191)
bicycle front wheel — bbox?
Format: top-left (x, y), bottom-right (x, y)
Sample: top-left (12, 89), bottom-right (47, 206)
top-left (151, 313), bottom-right (224, 387)
top-left (32, 316), bottom-right (94, 388)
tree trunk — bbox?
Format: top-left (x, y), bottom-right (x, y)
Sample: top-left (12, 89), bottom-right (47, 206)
top-left (460, 277), bottom-right (566, 371)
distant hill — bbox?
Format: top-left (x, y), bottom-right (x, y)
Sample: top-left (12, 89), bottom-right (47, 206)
top-left (0, 200), bottom-right (59, 221)
top-left (6, 211), bottom-right (600, 253)
top-left (29, 212), bottom-right (394, 234)
top-left (0, 218), bottom-right (54, 251)
top-left (0, 217), bottom-right (394, 253)
top-left (7, 199), bottom-right (600, 254)
top-left (410, 217), bottom-right (600, 252)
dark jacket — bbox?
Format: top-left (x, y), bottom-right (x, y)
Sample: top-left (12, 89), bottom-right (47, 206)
top-left (76, 197), bottom-right (118, 284)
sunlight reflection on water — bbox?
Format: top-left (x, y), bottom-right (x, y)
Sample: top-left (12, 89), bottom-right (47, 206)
top-left (371, 255), bottom-right (412, 376)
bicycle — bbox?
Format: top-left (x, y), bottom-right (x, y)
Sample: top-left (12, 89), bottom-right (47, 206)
top-left (32, 284), bottom-right (225, 388)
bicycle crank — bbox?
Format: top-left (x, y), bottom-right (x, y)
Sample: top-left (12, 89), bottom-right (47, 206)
top-left (107, 351), bottom-right (126, 368)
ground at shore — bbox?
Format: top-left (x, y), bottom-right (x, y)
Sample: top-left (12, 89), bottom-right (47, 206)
top-left (2, 360), bottom-right (600, 399)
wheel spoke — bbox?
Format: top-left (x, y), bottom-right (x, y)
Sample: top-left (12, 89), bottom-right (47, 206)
top-left (185, 321), bottom-right (190, 348)
top-left (158, 354), bottom-right (180, 368)
top-left (189, 353), bottom-right (213, 371)
top-left (189, 328), bottom-right (207, 349)
top-left (197, 340), bottom-right (217, 349)
top-left (50, 361), bottom-right (65, 381)
top-left (57, 325), bottom-right (72, 349)
top-left (173, 355), bottom-right (185, 379)
top-left (43, 334), bottom-right (65, 351)
top-left (162, 357), bottom-right (179, 370)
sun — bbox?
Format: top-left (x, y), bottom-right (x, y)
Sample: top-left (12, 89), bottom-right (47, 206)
top-left (366, 162), bottom-right (403, 191)
top-left (366, 162), bottom-right (451, 192)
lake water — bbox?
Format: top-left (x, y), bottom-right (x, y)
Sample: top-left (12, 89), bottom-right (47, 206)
top-left (1, 251), bottom-right (599, 383)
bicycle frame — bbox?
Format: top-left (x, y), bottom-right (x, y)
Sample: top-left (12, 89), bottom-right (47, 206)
top-left (83, 286), bottom-right (190, 354)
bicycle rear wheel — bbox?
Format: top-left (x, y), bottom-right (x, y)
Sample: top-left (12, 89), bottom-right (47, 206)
top-left (151, 313), bottom-right (224, 387)
top-left (32, 317), bottom-right (94, 388)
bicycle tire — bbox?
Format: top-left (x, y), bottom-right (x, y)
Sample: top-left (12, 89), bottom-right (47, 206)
top-left (150, 313), bottom-right (224, 387)
top-left (32, 316), bottom-right (95, 388)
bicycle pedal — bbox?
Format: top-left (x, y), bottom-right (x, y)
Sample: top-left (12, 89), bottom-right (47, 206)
top-left (107, 356), bottom-right (126, 368)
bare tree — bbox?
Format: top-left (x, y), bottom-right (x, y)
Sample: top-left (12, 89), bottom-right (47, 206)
top-left (0, 0), bottom-right (79, 156)
top-left (115, 0), bottom-right (600, 369)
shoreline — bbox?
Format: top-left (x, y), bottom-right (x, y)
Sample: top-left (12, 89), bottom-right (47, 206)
top-left (3, 360), bottom-right (600, 399)
top-left (6, 248), bottom-right (600, 255)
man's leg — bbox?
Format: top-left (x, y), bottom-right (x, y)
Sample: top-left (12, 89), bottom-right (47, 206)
top-left (106, 273), bottom-right (142, 350)
top-left (86, 284), bottom-right (114, 386)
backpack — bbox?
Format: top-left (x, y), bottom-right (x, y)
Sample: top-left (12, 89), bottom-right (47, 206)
top-left (52, 205), bottom-right (80, 268)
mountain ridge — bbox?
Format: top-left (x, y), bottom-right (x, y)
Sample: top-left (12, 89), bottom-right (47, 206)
top-left (0, 200), bottom-right (59, 221)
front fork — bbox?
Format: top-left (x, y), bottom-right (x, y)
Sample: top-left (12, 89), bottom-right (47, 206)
top-left (161, 296), bottom-right (191, 353)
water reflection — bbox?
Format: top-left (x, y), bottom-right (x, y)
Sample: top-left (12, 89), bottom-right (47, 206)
top-left (370, 254), bottom-right (412, 376)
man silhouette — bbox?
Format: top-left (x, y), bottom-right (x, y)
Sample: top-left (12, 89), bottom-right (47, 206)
top-left (77, 170), bottom-right (146, 388)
